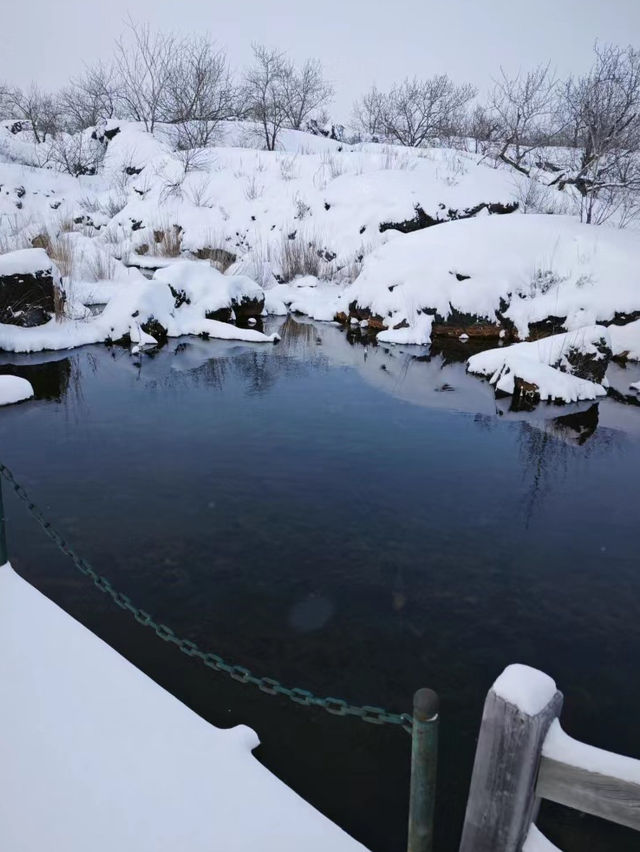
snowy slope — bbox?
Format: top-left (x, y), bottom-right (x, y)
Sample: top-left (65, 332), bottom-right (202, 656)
top-left (0, 563), bottom-right (366, 852)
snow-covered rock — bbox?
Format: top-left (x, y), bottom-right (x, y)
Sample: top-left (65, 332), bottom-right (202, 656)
top-left (0, 248), bottom-right (63, 328)
top-left (339, 215), bottom-right (640, 344)
top-left (0, 374), bottom-right (34, 405)
top-left (154, 261), bottom-right (265, 323)
top-left (467, 326), bottom-right (611, 407)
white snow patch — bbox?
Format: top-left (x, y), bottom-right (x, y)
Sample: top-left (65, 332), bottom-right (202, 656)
top-left (492, 664), bottom-right (557, 716)
top-left (523, 825), bottom-right (562, 852)
top-left (543, 719), bottom-right (640, 785)
top-left (0, 375), bottom-right (34, 405)
top-left (377, 314), bottom-right (433, 345)
top-left (609, 319), bottom-right (640, 362)
top-left (0, 563), bottom-right (366, 852)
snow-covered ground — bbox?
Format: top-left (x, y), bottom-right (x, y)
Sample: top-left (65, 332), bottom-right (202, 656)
top-left (0, 562), bottom-right (366, 852)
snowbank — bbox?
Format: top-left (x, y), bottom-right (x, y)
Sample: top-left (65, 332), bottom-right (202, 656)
top-left (340, 214), bottom-right (640, 342)
top-left (0, 374), bottom-right (34, 405)
top-left (0, 563), bottom-right (366, 852)
top-left (467, 327), bottom-right (611, 404)
top-left (0, 275), bottom-right (278, 353)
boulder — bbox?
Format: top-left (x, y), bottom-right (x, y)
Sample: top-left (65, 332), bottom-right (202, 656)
top-left (0, 249), bottom-right (62, 328)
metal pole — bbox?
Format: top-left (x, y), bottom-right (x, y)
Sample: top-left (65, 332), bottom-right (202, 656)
top-left (0, 475), bottom-right (7, 565)
top-left (407, 687), bottom-right (439, 852)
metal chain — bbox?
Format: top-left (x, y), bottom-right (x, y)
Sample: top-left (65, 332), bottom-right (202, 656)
top-left (0, 462), bottom-right (413, 734)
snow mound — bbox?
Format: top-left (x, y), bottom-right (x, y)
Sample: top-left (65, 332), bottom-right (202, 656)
top-left (341, 215), bottom-right (640, 342)
top-left (0, 375), bottom-right (34, 405)
top-left (543, 719), bottom-right (640, 786)
top-left (154, 261), bottom-right (264, 317)
top-left (0, 564), bottom-right (365, 852)
top-left (467, 326), bottom-right (611, 404)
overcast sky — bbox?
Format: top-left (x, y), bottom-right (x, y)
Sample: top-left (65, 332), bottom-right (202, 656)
top-left (3, 0), bottom-right (639, 118)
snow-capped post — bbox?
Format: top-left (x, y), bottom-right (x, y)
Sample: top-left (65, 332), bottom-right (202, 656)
top-left (458, 665), bottom-right (563, 852)
top-left (0, 473), bottom-right (7, 565)
top-left (407, 687), bottom-right (439, 852)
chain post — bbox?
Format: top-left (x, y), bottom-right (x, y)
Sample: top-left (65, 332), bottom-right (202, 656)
top-left (0, 472), bottom-right (7, 565)
top-left (407, 688), bottom-right (439, 852)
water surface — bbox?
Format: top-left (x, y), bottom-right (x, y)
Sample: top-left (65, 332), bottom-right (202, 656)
top-left (1, 318), bottom-right (639, 851)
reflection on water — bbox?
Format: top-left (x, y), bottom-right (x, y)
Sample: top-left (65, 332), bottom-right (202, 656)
top-left (1, 317), bottom-right (639, 852)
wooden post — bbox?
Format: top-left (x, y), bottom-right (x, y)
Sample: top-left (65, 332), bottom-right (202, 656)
top-left (0, 475), bottom-right (7, 565)
top-left (458, 679), bottom-right (563, 852)
top-left (407, 688), bottom-right (439, 852)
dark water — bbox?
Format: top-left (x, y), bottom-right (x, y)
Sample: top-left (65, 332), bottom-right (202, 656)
top-left (1, 318), bottom-right (639, 852)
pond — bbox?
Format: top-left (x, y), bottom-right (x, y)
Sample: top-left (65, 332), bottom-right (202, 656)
top-left (1, 317), bottom-right (639, 852)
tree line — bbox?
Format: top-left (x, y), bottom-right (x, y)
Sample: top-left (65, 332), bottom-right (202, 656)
top-left (1, 21), bottom-right (638, 224)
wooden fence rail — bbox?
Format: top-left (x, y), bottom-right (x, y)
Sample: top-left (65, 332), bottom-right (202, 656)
top-left (459, 664), bottom-right (640, 851)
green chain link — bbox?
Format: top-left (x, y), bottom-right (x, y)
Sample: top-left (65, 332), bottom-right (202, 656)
top-left (0, 462), bottom-right (413, 734)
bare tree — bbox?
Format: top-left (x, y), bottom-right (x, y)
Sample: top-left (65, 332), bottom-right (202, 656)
top-left (113, 19), bottom-right (176, 132)
top-left (49, 131), bottom-right (106, 175)
top-left (352, 86), bottom-right (386, 139)
top-left (6, 85), bottom-right (63, 142)
top-left (381, 76), bottom-right (476, 147)
top-left (280, 58), bottom-right (333, 130)
top-left (553, 43), bottom-right (640, 223)
top-left (242, 44), bottom-right (290, 150)
top-left (164, 37), bottom-right (236, 149)
top-left (60, 62), bottom-right (118, 132)
top-left (467, 103), bottom-right (501, 154)
top-left (490, 64), bottom-right (558, 174)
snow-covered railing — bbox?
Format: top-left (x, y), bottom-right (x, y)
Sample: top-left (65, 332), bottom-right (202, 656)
top-left (458, 664), bottom-right (640, 852)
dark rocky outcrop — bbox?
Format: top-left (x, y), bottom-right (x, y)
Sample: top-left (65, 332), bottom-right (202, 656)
top-left (431, 307), bottom-right (510, 340)
top-left (379, 200), bottom-right (518, 235)
top-left (561, 334), bottom-right (611, 383)
top-left (0, 262), bottom-right (60, 329)
top-left (511, 377), bottom-right (541, 411)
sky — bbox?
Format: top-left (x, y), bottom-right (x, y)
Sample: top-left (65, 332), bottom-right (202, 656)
top-left (2, 0), bottom-right (639, 119)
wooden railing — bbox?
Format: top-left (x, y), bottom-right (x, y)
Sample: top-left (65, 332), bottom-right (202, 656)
top-left (458, 664), bottom-right (640, 851)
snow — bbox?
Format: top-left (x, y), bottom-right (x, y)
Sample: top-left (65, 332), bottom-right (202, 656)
top-left (631, 381), bottom-right (640, 393)
top-left (543, 719), bottom-right (640, 785)
top-left (154, 260), bottom-right (264, 316)
top-left (0, 563), bottom-right (366, 852)
top-left (609, 319), bottom-right (640, 361)
top-left (0, 247), bottom-right (59, 277)
top-left (491, 664), bottom-right (557, 716)
top-left (377, 314), bottom-right (433, 345)
top-left (467, 326), bottom-right (610, 404)
top-left (0, 374), bottom-right (34, 405)
top-left (523, 825), bottom-right (562, 852)
top-left (340, 214), bottom-right (640, 343)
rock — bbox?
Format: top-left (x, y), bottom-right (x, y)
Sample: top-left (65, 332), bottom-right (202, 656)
top-left (511, 377), bottom-right (540, 411)
top-left (0, 248), bottom-right (62, 329)
top-left (431, 307), bottom-right (509, 340)
top-left (140, 318), bottom-right (168, 343)
top-left (561, 333), bottom-right (611, 383)
top-left (194, 247), bottom-right (237, 271)
top-left (231, 295), bottom-right (265, 321)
